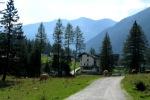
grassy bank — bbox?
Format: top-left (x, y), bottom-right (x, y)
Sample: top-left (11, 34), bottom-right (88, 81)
top-left (0, 75), bottom-right (99, 100)
top-left (122, 74), bottom-right (150, 100)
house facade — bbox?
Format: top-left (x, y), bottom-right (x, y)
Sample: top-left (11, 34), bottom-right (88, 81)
top-left (79, 53), bottom-right (120, 74)
top-left (79, 53), bottom-right (100, 73)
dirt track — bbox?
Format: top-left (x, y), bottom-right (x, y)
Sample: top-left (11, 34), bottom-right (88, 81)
top-left (66, 76), bottom-right (126, 100)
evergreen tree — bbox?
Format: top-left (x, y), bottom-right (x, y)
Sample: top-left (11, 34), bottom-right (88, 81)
top-left (100, 33), bottom-right (113, 73)
top-left (0, 32), bottom-right (7, 75)
top-left (33, 22), bottom-right (47, 76)
top-left (0, 0), bottom-right (5, 74)
top-left (35, 22), bottom-right (47, 53)
top-left (146, 48), bottom-right (150, 68)
top-left (26, 40), bottom-right (35, 77)
top-left (0, 0), bottom-right (23, 81)
top-left (53, 19), bottom-right (64, 76)
top-left (12, 24), bottom-right (27, 76)
top-left (123, 21), bottom-right (148, 73)
top-left (74, 26), bottom-right (85, 76)
top-left (30, 41), bottom-right (41, 77)
top-left (64, 23), bottom-right (74, 62)
top-left (44, 42), bottom-right (52, 55)
top-left (74, 26), bottom-right (85, 55)
top-left (44, 60), bottom-right (50, 74)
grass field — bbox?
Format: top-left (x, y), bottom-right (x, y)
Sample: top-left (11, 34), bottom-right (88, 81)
top-left (122, 74), bottom-right (150, 100)
top-left (112, 67), bottom-right (126, 75)
top-left (0, 75), bottom-right (100, 100)
top-left (41, 55), bottom-right (80, 71)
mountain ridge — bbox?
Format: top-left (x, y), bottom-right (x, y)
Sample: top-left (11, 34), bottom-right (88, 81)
top-left (23, 17), bottom-right (116, 42)
top-left (86, 7), bottom-right (150, 54)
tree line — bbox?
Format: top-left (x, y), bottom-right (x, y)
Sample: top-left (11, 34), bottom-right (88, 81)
top-left (0, 0), bottom-right (149, 82)
top-left (0, 0), bottom-right (85, 81)
top-left (100, 21), bottom-right (149, 74)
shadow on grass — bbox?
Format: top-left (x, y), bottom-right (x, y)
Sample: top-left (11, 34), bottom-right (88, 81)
top-left (0, 80), bottom-right (15, 88)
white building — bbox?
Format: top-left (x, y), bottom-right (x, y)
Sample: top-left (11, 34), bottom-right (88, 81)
top-left (79, 53), bottom-right (100, 73)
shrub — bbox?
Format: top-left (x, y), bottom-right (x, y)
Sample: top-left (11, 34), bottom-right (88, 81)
top-left (135, 81), bottom-right (146, 91)
top-left (40, 95), bottom-right (47, 100)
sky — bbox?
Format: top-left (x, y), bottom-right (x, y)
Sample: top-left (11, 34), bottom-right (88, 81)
top-left (1, 0), bottom-right (150, 24)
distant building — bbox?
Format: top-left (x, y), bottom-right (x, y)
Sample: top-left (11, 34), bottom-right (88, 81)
top-left (79, 53), bottom-right (100, 74)
top-left (79, 53), bottom-right (120, 74)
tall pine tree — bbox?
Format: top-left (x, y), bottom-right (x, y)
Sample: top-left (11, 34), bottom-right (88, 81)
top-left (26, 40), bottom-right (36, 77)
top-left (100, 33), bottom-right (113, 73)
top-left (0, 0), bottom-right (5, 75)
top-left (12, 24), bottom-right (27, 76)
top-left (0, 0), bottom-right (24, 81)
top-left (32, 22), bottom-right (47, 76)
top-left (74, 26), bottom-right (85, 55)
top-left (74, 26), bottom-right (85, 76)
top-left (123, 21), bottom-right (148, 73)
top-left (35, 22), bottom-right (47, 53)
top-left (145, 48), bottom-right (150, 69)
top-left (30, 42), bottom-right (41, 77)
top-left (64, 23), bottom-right (74, 62)
top-left (53, 19), bottom-right (64, 76)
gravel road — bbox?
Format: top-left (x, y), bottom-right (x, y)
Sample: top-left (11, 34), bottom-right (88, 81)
top-left (66, 76), bottom-right (126, 100)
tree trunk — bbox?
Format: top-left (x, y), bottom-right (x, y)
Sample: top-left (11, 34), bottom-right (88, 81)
top-left (2, 51), bottom-right (8, 81)
top-left (74, 45), bottom-right (77, 77)
top-left (2, 68), bottom-right (6, 81)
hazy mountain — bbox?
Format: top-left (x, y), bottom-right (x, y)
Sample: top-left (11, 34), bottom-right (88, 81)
top-left (23, 17), bottom-right (116, 42)
top-left (86, 7), bottom-right (150, 54)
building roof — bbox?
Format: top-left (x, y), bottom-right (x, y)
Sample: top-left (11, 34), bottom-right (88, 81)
top-left (79, 52), bottom-right (99, 59)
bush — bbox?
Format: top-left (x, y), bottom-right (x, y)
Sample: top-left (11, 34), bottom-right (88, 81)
top-left (40, 92), bottom-right (47, 100)
top-left (135, 81), bottom-right (146, 91)
top-left (40, 95), bottom-right (47, 100)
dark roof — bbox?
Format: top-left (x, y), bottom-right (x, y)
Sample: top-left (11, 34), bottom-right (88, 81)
top-left (79, 52), bottom-right (99, 59)
top-left (78, 52), bottom-right (89, 57)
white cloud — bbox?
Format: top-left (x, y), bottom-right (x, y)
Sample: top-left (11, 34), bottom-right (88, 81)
top-left (2, 0), bottom-right (150, 24)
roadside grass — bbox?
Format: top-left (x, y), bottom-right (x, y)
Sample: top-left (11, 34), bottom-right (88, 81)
top-left (0, 75), bottom-right (100, 100)
top-left (112, 66), bottom-right (128, 75)
top-left (122, 74), bottom-right (150, 100)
